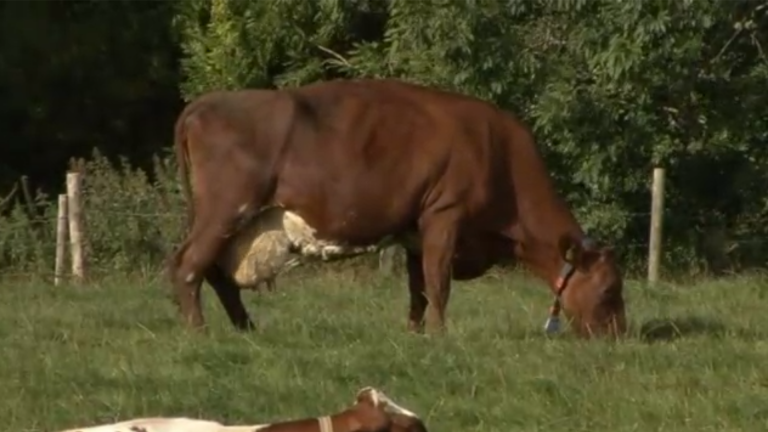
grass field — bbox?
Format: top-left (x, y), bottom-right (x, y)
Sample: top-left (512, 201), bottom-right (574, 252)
top-left (1, 268), bottom-right (767, 432)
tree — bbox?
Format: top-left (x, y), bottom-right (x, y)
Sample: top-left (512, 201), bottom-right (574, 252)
top-left (175, 0), bottom-right (768, 272)
top-left (0, 0), bottom-right (182, 194)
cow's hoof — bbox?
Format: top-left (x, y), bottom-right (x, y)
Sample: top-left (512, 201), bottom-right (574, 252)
top-left (233, 320), bottom-right (257, 332)
top-left (407, 321), bottom-right (425, 334)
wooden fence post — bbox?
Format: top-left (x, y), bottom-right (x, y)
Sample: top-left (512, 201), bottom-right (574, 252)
top-left (66, 172), bottom-right (86, 283)
top-left (647, 167), bottom-right (666, 284)
top-left (54, 194), bottom-right (69, 286)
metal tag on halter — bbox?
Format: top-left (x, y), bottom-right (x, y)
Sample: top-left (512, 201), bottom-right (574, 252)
top-left (544, 315), bottom-right (560, 334)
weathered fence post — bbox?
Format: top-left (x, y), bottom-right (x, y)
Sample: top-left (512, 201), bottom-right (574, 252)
top-left (66, 172), bottom-right (86, 283)
top-left (54, 194), bottom-right (69, 286)
top-left (647, 167), bottom-right (666, 284)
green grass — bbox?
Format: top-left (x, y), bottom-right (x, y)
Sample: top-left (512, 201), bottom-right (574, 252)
top-left (2, 269), bottom-right (768, 432)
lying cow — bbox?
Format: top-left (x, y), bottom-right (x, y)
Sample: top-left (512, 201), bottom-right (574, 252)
top-left (57, 386), bottom-right (426, 432)
top-left (168, 78), bottom-right (627, 338)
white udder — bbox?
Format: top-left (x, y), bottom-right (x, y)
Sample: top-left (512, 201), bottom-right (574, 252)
top-left (281, 210), bottom-right (383, 258)
top-left (218, 206), bottom-right (391, 288)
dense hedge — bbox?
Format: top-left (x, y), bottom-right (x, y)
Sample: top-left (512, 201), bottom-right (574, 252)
top-left (1, 1), bottom-right (766, 279)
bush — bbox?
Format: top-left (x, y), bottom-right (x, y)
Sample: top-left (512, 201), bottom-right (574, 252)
top-left (0, 149), bottom-right (392, 282)
top-left (0, 150), bottom-right (185, 279)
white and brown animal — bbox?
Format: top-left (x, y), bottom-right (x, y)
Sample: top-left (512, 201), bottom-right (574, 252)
top-left (56, 386), bottom-right (427, 432)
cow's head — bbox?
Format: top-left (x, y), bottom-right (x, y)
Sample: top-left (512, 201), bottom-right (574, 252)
top-left (554, 235), bottom-right (627, 338)
top-left (353, 387), bottom-right (428, 432)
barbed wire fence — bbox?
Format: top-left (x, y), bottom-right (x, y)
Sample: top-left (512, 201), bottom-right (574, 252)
top-left (2, 168), bottom-right (768, 285)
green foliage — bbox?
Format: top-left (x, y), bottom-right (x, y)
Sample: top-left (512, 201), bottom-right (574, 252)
top-left (0, 0), bottom-right (183, 194)
top-left (2, 0), bottom-right (767, 278)
top-left (78, 149), bottom-right (187, 273)
top-left (173, 0), bottom-right (768, 275)
top-left (174, 0), bottom-right (378, 98)
top-left (0, 188), bottom-right (57, 275)
top-left (0, 151), bottom-right (186, 278)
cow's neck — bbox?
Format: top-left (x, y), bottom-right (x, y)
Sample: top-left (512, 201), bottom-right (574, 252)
top-left (505, 119), bottom-right (585, 289)
top-left (248, 410), bottom-right (361, 432)
top-left (515, 230), bottom-right (579, 288)
top-left (514, 203), bottom-right (585, 291)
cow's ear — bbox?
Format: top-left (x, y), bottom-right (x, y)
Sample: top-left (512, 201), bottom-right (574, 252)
top-left (558, 234), bottom-right (584, 265)
top-left (600, 246), bottom-right (616, 262)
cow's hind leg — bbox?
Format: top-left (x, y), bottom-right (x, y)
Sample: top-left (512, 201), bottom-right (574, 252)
top-left (405, 249), bottom-right (427, 333)
top-left (169, 192), bottom-right (264, 330)
top-left (169, 219), bottom-right (233, 330)
top-left (204, 264), bottom-right (255, 331)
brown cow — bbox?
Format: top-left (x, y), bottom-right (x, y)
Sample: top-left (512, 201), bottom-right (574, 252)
top-left (168, 78), bottom-right (627, 338)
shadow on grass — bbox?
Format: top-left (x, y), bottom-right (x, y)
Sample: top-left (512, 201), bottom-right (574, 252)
top-left (638, 315), bottom-right (727, 342)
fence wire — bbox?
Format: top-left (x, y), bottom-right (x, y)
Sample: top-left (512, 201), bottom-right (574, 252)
top-left (2, 207), bottom-right (768, 283)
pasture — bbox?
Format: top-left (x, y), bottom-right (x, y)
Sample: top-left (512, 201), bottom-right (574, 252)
top-left (1, 269), bottom-right (767, 432)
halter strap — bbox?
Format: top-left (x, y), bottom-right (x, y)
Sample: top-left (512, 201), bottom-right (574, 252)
top-left (548, 262), bottom-right (576, 317)
top-left (318, 416), bottom-right (334, 432)
top-left (543, 236), bottom-right (594, 334)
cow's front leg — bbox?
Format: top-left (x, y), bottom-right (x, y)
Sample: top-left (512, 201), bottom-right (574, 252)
top-left (419, 215), bottom-right (460, 334)
top-left (405, 249), bottom-right (427, 333)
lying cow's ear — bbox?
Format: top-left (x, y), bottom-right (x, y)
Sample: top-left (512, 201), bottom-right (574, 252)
top-left (558, 234), bottom-right (583, 265)
top-left (355, 387), bottom-right (380, 408)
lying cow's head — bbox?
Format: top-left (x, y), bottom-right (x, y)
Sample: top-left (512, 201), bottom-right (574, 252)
top-left (353, 387), bottom-right (428, 432)
top-left (555, 236), bottom-right (627, 338)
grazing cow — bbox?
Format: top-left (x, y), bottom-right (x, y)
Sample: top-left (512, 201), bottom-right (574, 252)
top-left (168, 78), bottom-right (627, 338)
top-left (56, 386), bottom-right (427, 432)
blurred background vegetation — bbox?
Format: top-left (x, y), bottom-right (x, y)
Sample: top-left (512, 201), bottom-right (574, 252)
top-left (1, 0), bottom-right (766, 279)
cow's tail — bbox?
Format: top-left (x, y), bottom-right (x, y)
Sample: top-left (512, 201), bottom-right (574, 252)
top-left (174, 109), bottom-right (195, 232)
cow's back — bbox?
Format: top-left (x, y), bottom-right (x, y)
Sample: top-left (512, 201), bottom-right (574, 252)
top-left (271, 79), bottom-right (512, 244)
